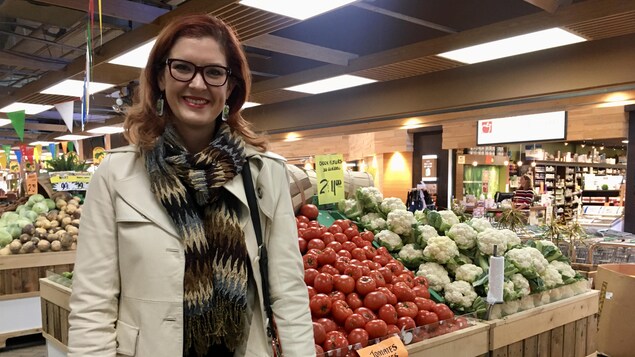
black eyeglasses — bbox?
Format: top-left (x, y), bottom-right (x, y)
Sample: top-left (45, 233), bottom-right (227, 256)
top-left (165, 58), bottom-right (231, 87)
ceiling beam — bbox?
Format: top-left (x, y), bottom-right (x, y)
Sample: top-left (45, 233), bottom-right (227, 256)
top-left (252, 0), bottom-right (635, 94)
top-left (244, 34), bottom-right (358, 66)
top-left (33, 0), bottom-right (170, 24)
top-left (0, 51), bottom-right (67, 71)
top-left (352, 2), bottom-right (457, 34)
top-left (524, 0), bottom-right (574, 14)
top-left (24, 123), bottom-right (68, 132)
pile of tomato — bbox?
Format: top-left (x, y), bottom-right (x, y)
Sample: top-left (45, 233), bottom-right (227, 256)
top-left (296, 205), bottom-right (468, 356)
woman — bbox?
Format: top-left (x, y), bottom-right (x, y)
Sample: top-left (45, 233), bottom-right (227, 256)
top-left (68, 14), bottom-right (315, 357)
top-left (513, 174), bottom-right (535, 208)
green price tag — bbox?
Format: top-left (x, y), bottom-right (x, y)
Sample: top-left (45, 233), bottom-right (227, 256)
top-left (315, 154), bottom-right (345, 205)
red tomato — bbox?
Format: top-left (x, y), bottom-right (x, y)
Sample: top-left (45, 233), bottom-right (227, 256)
top-left (334, 257), bottom-right (350, 274)
top-left (395, 301), bottom-right (418, 319)
top-left (328, 224), bottom-right (343, 235)
top-left (363, 291), bottom-right (387, 311)
top-left (341, 240), bottom-right (357, 251)
top-left (326, 240), bottom-right (341, 251)
top-left (369, 271), bottom-right (386, 288)
top-left (317, 318), bottom-right (337, 333)
top-left (321, 232), bottom-right (335, 245)
top-left (351, 236), bottom-right (366, 248)
top-left (354, 307), bottom-right (377, 323)
top-left (346, 292), bottom-right (364, 310)
top-left (365, 319), bottom-right (388, 339)
top-left (351, 248), bottom-right (366, 261)
top-left (317, 248), bottom-right (337, 266)
top-left (367, 260), bottom-right (381, 271)
top-left (344, 313), bottom-right (366, 332)
top-left (377, 267), bottom-right (393, 284)
top-left (319, 264), bottom-right (339, 276)
top-left (412, 285), bottom-right (431, 299)
top-left (392, 282), bottom-right (416, 302)
top-left (303, 254), bottom-right (318, 270)
top-left (315, 344), bottom-right (324, 355)
top-left (331, 300), bottom-right (354, 324)
top-left (344, 265), bottom-right (363, 280)
top-left (297, 228), bottom-right (307, 238)
top-left (432, 303), bottom-right (454, 321)
top-left (301, 204), bottom-right (319, 220)
top-left (393, 260), bottom-right (406, 271)
top-left (329, 290), bottom-right (346, 302)
top-left (355, 276), bottom-right (377, 296)
top-left (323, 330), bottom-right (348, 352)
top-left (454, 317), bottom-right (469, 329)
top-left (344, 227), bottom-right (359, 239)
top-left (385, 262), bottom-right (402, 276)
top-left (386, 324), bottom-right (401, 336)
top-left (307, 238), bottom-right (326, 251)
top-left (307, 286), bottom-right (316, 299)
top-left (378, 304), bottom-right (398, 325)
top-left (414, 297), bottom-right (435, 312)
top-left (415, 310), bottom-right (439, 326)
top-left (334, 219), bottom-right (351, 230)
top-left (361, 245), bottom-right (376, 259)
top-left (393, 273), bottom-right (415, 288)
top-left (360, 266), bottom-right (371, 277)
top-left (333, 274), bottom-right (355, 294)
top-left (377, 287), bottom-right (397, 305)
top-left (310, 294), bottom-right (332, 317)
top-left (314, 273), bottom-right (334, 294)
top-left (296, 215), bottom-right (309, 224)
top-left (313, 322), bottom-right (326, 344)
top-left (347, 328), bottom-right (369, 348)
top-left (360, 230), bottom-right (375, 243)
top-left (396, 316), bottom-right (416, 331)
top-left (376, 246), bottom-right (390, 256)
top-left (304, 268), bottom-right (319, 286)
top-left (308, 220), bottom-right (320, 228)
top-left (307, 248), bottom-right (322, 257)
top-left (337, 249), bottom-right (352, 259)
top-left (298, 238), bottom-right (308, 254)
top-left (413, 276), bottom-right (429, 289)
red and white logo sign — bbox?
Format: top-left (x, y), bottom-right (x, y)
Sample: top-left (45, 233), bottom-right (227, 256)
top-left (481, 121), bottom-right (493, 133)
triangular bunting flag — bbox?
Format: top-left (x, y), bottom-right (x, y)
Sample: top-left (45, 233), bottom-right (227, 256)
top-left (55, 101), bottom-right (75, 133)
top-left (7, 110), bottom-right (25, 142)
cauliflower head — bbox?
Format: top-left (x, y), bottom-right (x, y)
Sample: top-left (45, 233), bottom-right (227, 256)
top-left (437, 210), bottom-right (461, 232)
top-left (476, 228), bottom-right (507, 256)
top-left (540, 264), bottom-right (564, 288)
top-left (375, 229), bottom-right (403, 252)
top-left (337, 198), bottom-right (363, 220)
top-left (380, 197), bottom-right (407, 215)
top-left (415, 224), bottom-right (439, 247)
top-left (423, 235), bottom-right (459, 264)
top-left (550, 261), bottom-right (576, 279)
top-left (505, 247), bottom-right (549, 279)
top-left (414, 209), bottom-right (428, 224)
top-left (447, 223), bottom-right (478, 250)
top-left (387, 209), bottom-right (416, 236)
top-left (510, 273), bottom-right (531, 298)
top-left (355, 187), bottom-right (384, 211)
top-left (469, 217), bottom-right (492, 233)
top-left (416, 262), bottom-right (451, 291)
top-left (444, 280), bottom-right (478, 309)
top-left (454, 264), bottom-right (483, 283)
top-left (398, 243), bottom-right (425, 269)
top-left (360, 212), bottom-right (387, 232)
top-left (499, 229), bottom-right (522, 250)
top-left (503, 279), bottom-right (518, 301)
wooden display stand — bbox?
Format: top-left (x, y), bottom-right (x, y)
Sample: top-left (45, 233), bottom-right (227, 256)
top-left (408, 321), bottom-right (490, 357)
top-left (487, 290), bottom-right (599, 357)
top-left (0, 251), bottom-right (75, 348)
top-left (40, 278), bottom-right (70, 354)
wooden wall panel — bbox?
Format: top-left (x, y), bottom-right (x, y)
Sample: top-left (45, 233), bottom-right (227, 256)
top-left (443, 121), bottom-right (477, 149)
top-left (348, 132), bottom-right (375, 160)
top-left (381, 152), bottom-right (413, 201)
top-left (269, 136), bottom-right (350, 160)
top-left (566, 106), bottom-right (628, 140)
top-left (375, 130), bottom-right (413, 153)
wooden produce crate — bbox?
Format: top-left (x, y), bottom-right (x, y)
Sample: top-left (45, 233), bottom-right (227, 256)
top-left (0, 251), bottom-right (75, 300)
top-left (408, 321), bottom-right (490, 357)
top-left (39, 277), bottom-right (71, 353)
top-left (487, 290), bottom-right (599, 357)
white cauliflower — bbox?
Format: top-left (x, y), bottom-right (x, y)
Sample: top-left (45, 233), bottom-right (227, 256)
top-left (387, 209), bottom-right (416, 236)
top-left (445, 253), bottom-right (473, 273)
top-left (417, 262), bottom-right (451, 291)
top-left (454, 264), bottom-right (483, 283)
top-left (375, 230), bottom-right (403, 252)
top-left (415, 224), bottom-right (439, 247)
top-left (355, 187), bottom-right (383, 210)
top-left (469, 217), bottom-right (492, 233)
top-left (505, 247), bottom-right (549, 279)
top-left (550, 261), bottom-right (576, 280)
top-left (519, 295), bottom-right (535, 311)
top-left (510, 273), bottom-right (531, 298)
top-left (570, 280), bottom-right (590, 295)
top-left (447, 223), bottom-right (477, 250)
top-left (533, 291), bottom-right (551, 306)
top-left (437, 210), bottom-right (460, 232)
top-left (499, 229), bottom-right (521, 250)
top-left (502, 300), bottom-right (520, 316)
top-left (360, 212), bottom-right (387, 232)
top-left (337, 198), bottom-right (363, 219)
top-left (444, 281), bottom-right (478, 309)
top-left (398, 244), bottom-right (425, 269)
top-left (503, 280), bottom-right (518, 301)
top-left (380, 197), bottom-right (407, 215)
top-left (423, 236), bottom-right (459, 264)
top-left (540, 264), bottom-right (564, 288)
top-left (414, 209), bottom-right (428, 224)
top-left (477, 228), bottom-right (508, 256)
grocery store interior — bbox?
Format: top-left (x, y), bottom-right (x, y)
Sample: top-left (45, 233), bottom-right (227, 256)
top-left (0, 0), bottom-right (634, 356)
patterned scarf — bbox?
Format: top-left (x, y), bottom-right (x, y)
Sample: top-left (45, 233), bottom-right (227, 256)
top-left (144, 123), bottom-right (248, 355)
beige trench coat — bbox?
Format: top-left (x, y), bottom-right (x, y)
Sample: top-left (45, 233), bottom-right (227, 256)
top-left (67, 145), bottom-right (315, 357)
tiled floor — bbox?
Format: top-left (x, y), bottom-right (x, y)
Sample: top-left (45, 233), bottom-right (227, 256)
top-left (0, 345), bottom-right (46, 357)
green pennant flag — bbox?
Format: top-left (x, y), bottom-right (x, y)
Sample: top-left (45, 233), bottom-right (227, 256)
top-left (7, 110), bottom-right (25, 142)
top-left (68, 141), bottom-right (75, 153)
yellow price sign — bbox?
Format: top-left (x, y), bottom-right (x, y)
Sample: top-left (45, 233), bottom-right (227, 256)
top-left (315, 154), bottom-right (345, 205)
top-left (49, 171), bottom-right (92, 191)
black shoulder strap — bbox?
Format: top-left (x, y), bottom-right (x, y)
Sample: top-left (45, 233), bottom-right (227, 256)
top-left (241, 161), bottom-right (276, 332)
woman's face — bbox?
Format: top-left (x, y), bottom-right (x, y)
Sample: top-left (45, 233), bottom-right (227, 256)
top-left (159, 36), bottom-right (232, 133)
top-left (520, 176), bottom-right (527, 188)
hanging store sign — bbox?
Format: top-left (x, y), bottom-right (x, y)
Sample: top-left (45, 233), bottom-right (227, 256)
top-left (477, 111), bottom-right (567, 145)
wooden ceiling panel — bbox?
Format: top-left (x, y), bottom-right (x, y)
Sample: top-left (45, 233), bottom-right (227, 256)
top-left (565, 11), bottom-right (635, 40)
top-left (352, 56), bottom-right (464, 82)
top-left (212, 4), bottom-right (299, 41)
top-left (20, 93), bottom-right (78, 105)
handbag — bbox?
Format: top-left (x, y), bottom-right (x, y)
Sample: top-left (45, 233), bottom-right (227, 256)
top-left (242, 161), bottom-right (284, 356)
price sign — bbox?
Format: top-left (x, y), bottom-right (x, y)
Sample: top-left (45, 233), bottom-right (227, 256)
top-left (315, 154), bottom-right (345, 205)
top-left (357, 336), bottom-right (408, 357)
top-left (49, 171), bottom-right (92, 191)
top-left (26, 173), bottom-right (38, 195)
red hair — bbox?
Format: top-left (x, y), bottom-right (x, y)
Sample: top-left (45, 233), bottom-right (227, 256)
top-left (124, 14), bottom-right (267, 151)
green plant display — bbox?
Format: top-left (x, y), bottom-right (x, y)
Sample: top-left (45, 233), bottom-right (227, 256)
top-left (45, 152), bottom-right (89, 172)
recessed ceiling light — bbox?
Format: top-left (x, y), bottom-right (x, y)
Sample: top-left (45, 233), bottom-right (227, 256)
top-left (108, 39), bottom-right (156, 68)
top-left (284, 75), bottom-right (377, 94)
top-left (87, 126), bottom-right (125, 134)
top-left (55, 134), bottom-right (92, 141)
top-left (240, 0), bottom-right (357, 20)
top-left (284, 132), bottom-right (301, 142)
top-left (0, 119), bottom-right (11, 127)
top-left (41, 79), bottom-right (115, 98)
top-left (242, 101), bottom-right (261, 109)
top-left (622, 140), bottom-right (629, 144)
top-left (0, 102), bottom-right (53, 115)
top-left (438, 28), bottom-right (586, 64)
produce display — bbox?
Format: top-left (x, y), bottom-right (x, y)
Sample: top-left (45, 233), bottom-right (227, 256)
top-left (296, 204), bottom-right (471, 356)
top-left (0, 192), bottom-right (81, 255)
top-left (336, 188), bottom-right (590, 319)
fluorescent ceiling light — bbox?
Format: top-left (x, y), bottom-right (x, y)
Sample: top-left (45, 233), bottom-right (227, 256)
top-left (29, 141), bottom-right (56, 146)
top-left (284, 75), bottom-right (377, 94)
top-left (0, 119), bottom-right (11, 127)
top-left (242, 101), bottom-right (261, 109)
top-left (41, 79), bottom-right (115, 98)
top-left (438, 28), bottom-right (586, 64)
top-left (240, 0), bottom-right (357, 20)
top-left (55, 134), bottom-right (92, 141)
top-left (0, 102), bottom-right (53, 115)
top-left (87, 126), bottom-right (125, 134)
top-left (108, 39), bottom-right (156, 68)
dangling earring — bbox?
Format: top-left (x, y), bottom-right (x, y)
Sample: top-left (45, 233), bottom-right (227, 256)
top-left (156, 91), bottom-right (165, 117)
top-left (222, 103), bottom-right (229, 121)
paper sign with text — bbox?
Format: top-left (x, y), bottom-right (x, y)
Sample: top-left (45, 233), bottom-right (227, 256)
top-left (357, 336), bottom-right (408, 357)
top-left (315, 154), bottom-right (345, 205)
top-left (49, 171), bottom-right (92, 191)
top-left (26, 172), bottom-right (38, 195)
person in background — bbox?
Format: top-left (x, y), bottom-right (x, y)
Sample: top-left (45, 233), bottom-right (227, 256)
top-left (513, 174), bottom-right (535, 208)
top-left (67, 14), bottom-right (314, 357)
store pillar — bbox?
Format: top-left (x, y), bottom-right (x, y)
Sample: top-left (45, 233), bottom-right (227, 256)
top-left (625, 105), bottom-right (635, 233)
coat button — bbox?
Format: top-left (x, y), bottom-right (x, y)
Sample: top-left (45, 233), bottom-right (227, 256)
top-left (257, 187), bottom-right (263, 199)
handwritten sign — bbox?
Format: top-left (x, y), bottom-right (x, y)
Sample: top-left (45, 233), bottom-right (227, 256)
top-left (49, 171), bottom-right (92, 191)
top-left (315, 154), bottom-right (345, 205)
top-left (357, 336), bottom-right (408, 357)
top-left (26, 173), bottom-right (38, 195)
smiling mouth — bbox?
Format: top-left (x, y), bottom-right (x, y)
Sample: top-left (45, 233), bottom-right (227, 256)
top-left (183, 96), bottom-right (210, 105)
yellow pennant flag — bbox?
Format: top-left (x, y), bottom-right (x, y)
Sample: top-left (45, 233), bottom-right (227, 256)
top-left (0, 152), bottom-right (5, 170)
top-left (34, 144), bottom-right (42, 162)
